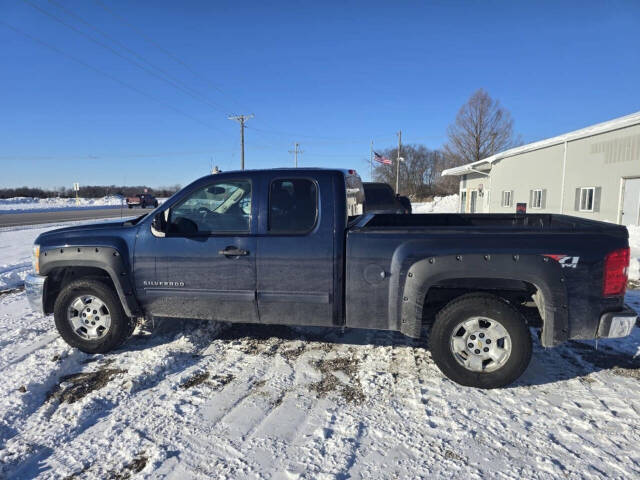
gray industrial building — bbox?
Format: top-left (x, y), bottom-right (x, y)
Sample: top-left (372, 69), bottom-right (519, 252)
top-left (442, 111), bottom-right (640, 225)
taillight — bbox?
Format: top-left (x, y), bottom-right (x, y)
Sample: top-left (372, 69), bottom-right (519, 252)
top-left (602, 247), bottom-right (630, 297)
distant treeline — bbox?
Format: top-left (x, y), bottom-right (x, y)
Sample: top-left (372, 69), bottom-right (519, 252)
top-left (0, 185), bottom-right (181, 199)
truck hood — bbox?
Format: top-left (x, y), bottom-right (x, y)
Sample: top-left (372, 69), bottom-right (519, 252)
top-left (35, 219), bottom-right (135, 245)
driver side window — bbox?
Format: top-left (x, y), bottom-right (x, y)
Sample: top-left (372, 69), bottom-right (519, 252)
top-left (168, 179), bottom-right (252, 235)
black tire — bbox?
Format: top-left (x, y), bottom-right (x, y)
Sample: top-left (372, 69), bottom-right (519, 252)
top-left (428, 293), bottom-right (532, 389)
top-left (54, 279), bottom-right (134, 354)
top-left (128, 204), bottom-right (133, 209)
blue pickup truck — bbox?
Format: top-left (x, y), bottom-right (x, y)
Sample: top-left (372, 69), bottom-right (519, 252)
top-left (25, 168), bottom-right (636, 388)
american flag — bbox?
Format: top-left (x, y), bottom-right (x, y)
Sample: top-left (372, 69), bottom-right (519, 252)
top-left (373, 151), bottom-right (392, 165)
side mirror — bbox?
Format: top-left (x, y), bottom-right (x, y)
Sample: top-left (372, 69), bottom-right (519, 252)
top-left (151, 211), bottom-right (167, 237)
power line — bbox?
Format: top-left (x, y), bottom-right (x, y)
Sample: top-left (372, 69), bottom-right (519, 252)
top-left (0, 20), bottom-right (219, 131)
top-left (22, 0), bottom-right (231, 115)
top-left (247, 124), bottom-right (395, 143)
top-left (0, 149), bottom-right (233, 161)
top-left (93, 0), bottom-right (248, 112)
top-left (45, 0), bottom-right (231, 113)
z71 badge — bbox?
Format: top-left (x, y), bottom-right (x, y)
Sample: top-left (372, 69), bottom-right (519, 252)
top-left (544, 254), bottom-right (580, 269)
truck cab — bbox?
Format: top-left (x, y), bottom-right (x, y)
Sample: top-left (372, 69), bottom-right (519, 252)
top-left (134, 169), bottom-right (355, 328)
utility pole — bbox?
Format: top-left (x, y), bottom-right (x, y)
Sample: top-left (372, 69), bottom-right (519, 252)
top-left (288, 142), bottom-right (302, 167)
top-left (228, 114), bottom-right (254, 170)
top-left (370, 140), bottom-right (374, 181)
top-left (395, 130), bottom-right (402, 193)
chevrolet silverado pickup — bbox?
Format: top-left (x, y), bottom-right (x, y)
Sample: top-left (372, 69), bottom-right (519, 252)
top-left (25, 168), bottom-right (637, 388)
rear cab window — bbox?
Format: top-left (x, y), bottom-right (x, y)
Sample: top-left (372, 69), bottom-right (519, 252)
top-left (269, 178), bottom-right (318, 234)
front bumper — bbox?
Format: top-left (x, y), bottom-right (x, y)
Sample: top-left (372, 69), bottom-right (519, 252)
top-left (25, 274), bottom-right (46, 315)
top-left (598, 306), bottom-right (637, 338)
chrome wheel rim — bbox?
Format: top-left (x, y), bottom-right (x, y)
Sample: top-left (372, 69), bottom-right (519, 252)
top-left (450, 316), bottom-right (511, 373)
top-left (67, 295), bottom-right (111, 340)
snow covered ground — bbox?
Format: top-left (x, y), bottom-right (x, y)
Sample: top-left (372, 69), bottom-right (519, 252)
top-left (0, 284), bottom-right (638, 478)
top-left (0, 199), bottom-right (639, 479)
top-left (0, 196), bottom-right (125, 213)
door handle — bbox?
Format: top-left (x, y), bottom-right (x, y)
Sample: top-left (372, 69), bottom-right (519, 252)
top-left (218, 246), bottom-right (249, 257)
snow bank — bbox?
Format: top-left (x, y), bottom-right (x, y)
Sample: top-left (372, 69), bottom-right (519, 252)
top-left (0, 222), bottom-right (113, 291)
top-left (0, 196), bottom-right (124, 212)
top-left (412, 194), bottom-right (459, 214)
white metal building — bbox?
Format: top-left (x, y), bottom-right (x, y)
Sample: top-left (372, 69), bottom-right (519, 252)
top-left (442, 111), bottom-right (640, 225)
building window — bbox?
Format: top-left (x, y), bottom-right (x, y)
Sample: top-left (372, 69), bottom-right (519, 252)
top-left (531, 189), bottom-right (543, 209)
top-left (579, 187), bottom-right (595, 212)
top-left (470, 190), bottom-right (478, 213)
top-left (501, 190), bottom-right (512, 207)
top-left (460, 191), bottom-right (467, 213)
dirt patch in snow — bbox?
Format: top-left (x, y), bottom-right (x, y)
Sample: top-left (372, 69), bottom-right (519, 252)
top-left (279, 344), bottom-right (307, 361)
top-left (181, 371), bottom-right (234, 391)
top-left (180, 371), bottom-right (210, 389)
top-left (309, 355), bottom-right (366, 404)
top-left (47, 367), bottom-right (126, 404)
top-left (111, 452), bottom-right (148, 480)
top-left (0, 286), bottom-right (25, 296)
top-left (208, 373), bottom-right (234, 390)
top-left (444, 450), bottom-right (465, 462)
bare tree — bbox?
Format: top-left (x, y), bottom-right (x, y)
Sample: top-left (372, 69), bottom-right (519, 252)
top-left (444, 89), bottom-right (521, 167)
top-left (373, 145), bottom-right (449, 198)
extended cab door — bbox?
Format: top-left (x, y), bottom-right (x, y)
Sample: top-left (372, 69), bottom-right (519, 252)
top-left (134, 175), bottom-right (258, 323)
top-left (256, 172), bottom-right (338, 326)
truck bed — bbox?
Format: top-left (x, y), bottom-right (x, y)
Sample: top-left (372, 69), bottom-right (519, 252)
top-left (345, 212), bottom-right (629, 345)
top-left (352, 213), bottom-right (628, 236)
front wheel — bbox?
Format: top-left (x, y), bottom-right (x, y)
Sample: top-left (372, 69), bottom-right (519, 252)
top-left (428, 293), bottom-right (532, 389)
top-left (54, 279), bottom-right (134, 354)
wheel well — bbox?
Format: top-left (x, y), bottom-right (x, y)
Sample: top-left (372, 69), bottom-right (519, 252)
top-left (44, 266), bottom-right (116, 314)
top-left (422, 277), bottom-right (543, 328)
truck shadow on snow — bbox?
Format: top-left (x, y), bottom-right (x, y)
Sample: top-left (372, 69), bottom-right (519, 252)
top-left (132, 318), bottom-right (639, 389)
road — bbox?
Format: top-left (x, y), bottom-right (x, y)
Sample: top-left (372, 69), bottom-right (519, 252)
top-left (0, 207), bottom-right (140, 228)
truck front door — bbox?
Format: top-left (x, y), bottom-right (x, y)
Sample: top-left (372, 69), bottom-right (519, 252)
top-left (134, 176), bottom-right (258, 323)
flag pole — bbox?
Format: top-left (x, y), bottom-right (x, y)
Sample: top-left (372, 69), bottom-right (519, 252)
top-left (370, 140), bottom-right (373, 181)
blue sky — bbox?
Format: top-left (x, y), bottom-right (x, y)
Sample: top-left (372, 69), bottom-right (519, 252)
top-left (1, 0), bottom-right (639, 188)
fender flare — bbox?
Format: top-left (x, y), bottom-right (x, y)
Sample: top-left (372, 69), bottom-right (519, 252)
top-left (39, 245), bottom-right (141, 317)
top-left (389, 253), bottom-right (569, 347)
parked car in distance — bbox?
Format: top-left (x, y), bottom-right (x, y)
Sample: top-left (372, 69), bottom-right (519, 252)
top-left (126, 193), bottom-right (158, 209)
top-left (24, 168), bottom-right (636, 388)
top-left (363, 182), bottom-right (412, 214)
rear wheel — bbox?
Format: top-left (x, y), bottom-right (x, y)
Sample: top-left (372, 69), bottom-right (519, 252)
top-left (54, 279), bottom-right (134, 354)
top-left (428, 293), bottom-right (532, 388)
